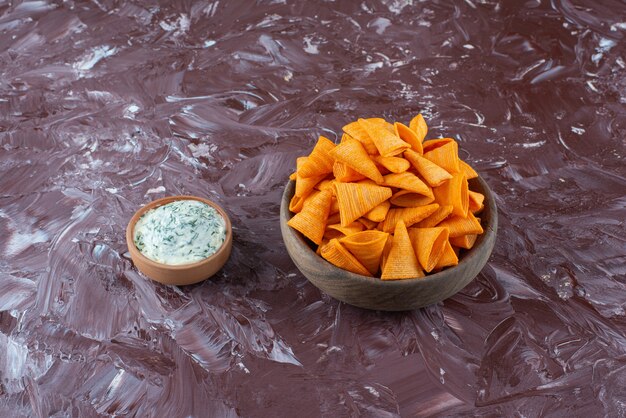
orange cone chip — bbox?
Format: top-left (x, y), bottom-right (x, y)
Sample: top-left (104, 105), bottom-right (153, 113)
top-left (379, 204), bottom-right (439, 233)
top-left (287, 189), bottom-right (333, 245)
top-left (450, 234), bottom-right (477, 249)
top-left (340, 230), bottom-right (389, 275)
top-left (433, 173), bottom-right (469, 218)
top-left (394, 122), bottom-right (424, 154)
top-left (298, 136), bottom-right (336, 178)
top-left (409, 114), bottom-right (428, 143)
top-left (390, 190), bottom-right (435, 207)
top-left (316, 239), bottom-right (329, 256)
top-left (315, 178), bottom-right (335, 191)
top-left (357, 217), bottom-right (378, 230)
top-left (372, 155), bottom-right (411, 174)
top-left (366, 118), bottom-right (396, 134)
top-left (422, 138), bottom-right (453, 153)
top-left (383, 172), bottom-right (433, 198)
top-left (330, 137), bottom-right (384, 183)
top-left (320, 239), bottom-right (372, 276)
top-left (434, 240), bottom-right (459, 269)
top-left (333, 161), bottom-right (366, 182)
top-left (373, 163), bottom-right (391, 176)
top-left (342, 122), bottom-right (379, 154)
top-left (380, 235), bottom-right (393, 271)
top-left (459, 160), bottom-right (478, 179)
top-left (408, 227), bottom-right (449, 272)
top-left (326, 212), bottom-right (341, 226)
top-left (357, 178), bottom-right (378, 186)
top-left (381, 220), bottom-right (424, 280)
top-left (293, 188), bottom-right (320, 213)
top-left (366, 117), bottom-right (386, 123)
top-left (468, 190), bottom-right (484, 214)
top-left (416, 205), bottom-right (453, 228)
top-left (404, 149), bottom-right (453, 187)
top-left (295, 157), bottom-right (326, 198)
top-left (289, 195), bottom-right (305, 213)
top-left (423, 139), bottom-right (460, 173)
top-left (289, 172), bottom-right (297, 181)
top-left (324, 221), bottom-right (365, 240)
top-left (358, 118), bottom-right (410, 157)
top-left (438, 212), bottom-right (483, 238)
top-left (295, 172), bottom-right (325, 198)
top-left (334, 182), bottom-right (393, 227)
top-left (364, 200), bottom-right (391, 222)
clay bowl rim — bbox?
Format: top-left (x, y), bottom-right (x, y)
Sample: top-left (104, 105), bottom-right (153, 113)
top-left (125, 195), bottom-right (233, 272)
top-left (280, 175), bottom-right (497, 289)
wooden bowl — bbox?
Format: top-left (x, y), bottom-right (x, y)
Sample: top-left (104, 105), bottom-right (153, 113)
top-left (280, 177), bottom-right (498, 311)
top-left (126, 195), bottom-right (232, 286)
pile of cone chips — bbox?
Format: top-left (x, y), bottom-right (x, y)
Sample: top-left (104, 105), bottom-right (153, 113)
top-left (288, 115), bottom-right (484, 280)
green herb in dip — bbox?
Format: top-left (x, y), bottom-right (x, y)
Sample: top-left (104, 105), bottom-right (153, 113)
top-left (133, 200), bottom-right (226, 265)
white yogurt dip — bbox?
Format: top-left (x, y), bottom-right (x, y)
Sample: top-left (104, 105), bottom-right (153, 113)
top-left (133, 200), bottom-right (226, 265)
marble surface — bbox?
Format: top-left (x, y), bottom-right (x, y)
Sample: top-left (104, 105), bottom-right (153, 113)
top-left (0, 0), bottom-right (625, 416)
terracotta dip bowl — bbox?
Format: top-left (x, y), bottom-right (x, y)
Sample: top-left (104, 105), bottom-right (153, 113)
top-left (126, 195), bottom-right (232, 286)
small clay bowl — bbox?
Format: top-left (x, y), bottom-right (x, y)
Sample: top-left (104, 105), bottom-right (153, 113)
top-left (126, 195), bottom-right (232, 286)
top-left (280, 176), bottom-right (498, 311)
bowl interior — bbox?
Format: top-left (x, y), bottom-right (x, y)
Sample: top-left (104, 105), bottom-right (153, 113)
top-left (280, 176), bottom-right (498, 310)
